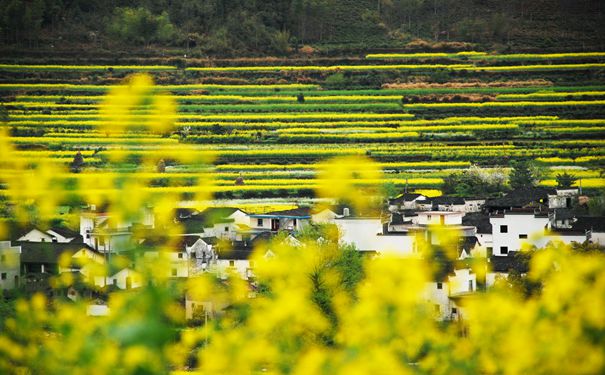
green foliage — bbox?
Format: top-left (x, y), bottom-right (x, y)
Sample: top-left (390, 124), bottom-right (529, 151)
top-left (324, 72), bottom-right (349, 89)
top-left (555, 172), bottom-right (577, 188)
top-left (108, 7), bottom-right (175, 46)
top-left (442, 167), bottom-right (506, 197)
top-left (509, 160), bottom-right (537, 190)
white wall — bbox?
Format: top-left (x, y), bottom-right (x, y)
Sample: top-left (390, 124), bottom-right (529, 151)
top-left (591, 232), bottom-right (605, 246)
top-left (448, 268), bottom-right (476, 295)
top-left (109, 268), bottom-right (143, 290)
top-left (18, 228), bottom-right (55, 243)
top-left (417, 212), bottom-right (463, 226)
top-left (214, 259), bottom-right (252, 280)
top-left (143, 251), bottom-right (189, 278)
top-left (0, 241), bottom-right (21, 290)
top-left (490, 214), bottom-right (550, 256)
top-left (336, 218), bottom-right (383, 251)
top-left (464, 200), bottom-right (485, 213)
top-left (422, 282), bottom-right (450, 320)
top-left (373, 234), bottom-right (416, 256)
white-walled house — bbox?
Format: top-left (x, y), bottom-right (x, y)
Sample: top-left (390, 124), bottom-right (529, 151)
top-left (18, 226), bottom-right (80, 243)
top-left (388, 193), bottom-right (427, 212)
top-left (107, 268), bottom-right (143, 290)
top-left (548, 189), bottom-right (578, 209)
top-left (0, 241), bottom-right (21, 290)
top-left (490, 211), bottom-right (550, 256)
top-left (422, 268), bottom-right (477, 321)
top-left (335, 217), bottom-right (383, 251)
top-left (249, 207), bottom-right (311, 233)
top-left (80, 205), bottom-right (154, 253)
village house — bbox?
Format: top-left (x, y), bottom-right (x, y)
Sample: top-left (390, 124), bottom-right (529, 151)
top-left (17, 226), bottom-right (81, 243)
top-left (248, 207), bottom-right (312, 233)
top-left (80, 204), bottom-right (154, 253)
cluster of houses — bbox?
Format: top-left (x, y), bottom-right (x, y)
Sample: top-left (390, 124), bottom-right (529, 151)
top-left (0, 186), bottom-right (603, 321)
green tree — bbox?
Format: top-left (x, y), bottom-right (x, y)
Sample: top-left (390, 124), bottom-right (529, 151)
top-left (108, 7), bottom-right (175, 47)
top-left (555, 172), bottom-right (577, 188)
top-left (509, 160), bottom-right (536, 190)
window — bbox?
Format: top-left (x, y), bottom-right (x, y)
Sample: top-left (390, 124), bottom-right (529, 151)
top-left (500, 246), bottom-right (509, 255)
top-left (178, 253), bottom-right (183, 259)
top-left (451, 307), bottom-right (457, 314)
top-left (171, 269), bottom-right (177, 277)
top-left (229, 260), bottom-right (235, 267)
top-left (519, 234), bottom-right (528, 239)
top-left (436, 282), bottom-right (443, 290)
top-left (469, 280), bottom-right (473, 291)
top-left (224, 226), bottom-right (229, 232)
top-left (293, 218), bottom-right (297, 226)
top-left (257, 218), bottom-right (263, 227)
top-left (500, 225), bottom-right (508, 233)
top-left (427, 215), bottom-right (432, 220)
top-left (1, 273), bottom-right (6, 280)
top-left (52, 237), bottom-right (58, 243)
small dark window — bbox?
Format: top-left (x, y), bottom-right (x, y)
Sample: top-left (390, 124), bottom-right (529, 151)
top-left (500, 225), bottom-right (508, 233)
top-left (178, 253), bottom-right (183, 259)
top-left (1, 273), bottom-right (6, 280)
top-left (500, 246), bottom-right (509, 255)
top-left (293, 218), bottom-right (297, 226)
top-left (469, 280), bottom-right (473, 291)
top-left (257, 218), bottom-right (263, 227)
top-left (452, 307), bottom-right (457, 314)
top-left (427, 215), bottom-right (432, 220)
top-left (229, 260), bottom-right (235, 267)
top-left (52, 237), bottom-right (58, 243)
top-left (224, 226), bottom-right (229, 232)
top-left (519, 234), bottom-right (528, 239)
top-left (437, 282), bottom-right (443, 290)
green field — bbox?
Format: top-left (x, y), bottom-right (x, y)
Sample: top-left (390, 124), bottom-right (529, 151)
top-left (1, 53), bottom-right (604, 200)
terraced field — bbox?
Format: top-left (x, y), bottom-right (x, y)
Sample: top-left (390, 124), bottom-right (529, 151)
top-left (1, 52), bottom-right (604, 202)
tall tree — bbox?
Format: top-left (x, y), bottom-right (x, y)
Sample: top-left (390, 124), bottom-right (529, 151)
top-left (509, 160), bottom-right (536, 190)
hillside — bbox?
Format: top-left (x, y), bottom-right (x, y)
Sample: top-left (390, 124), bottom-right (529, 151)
top-left (1, 0), bottom-right (604, 59)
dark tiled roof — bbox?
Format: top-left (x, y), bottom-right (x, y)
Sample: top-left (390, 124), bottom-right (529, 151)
top-left (17, 241), bottom-right (96, 264)
top-left (252, 207), bottom-right (312, 217)
top-left (175, 208), bottom-right (197, 219)
top-left (460, 236), bottom-right (479, 253)
top-left (553, 208), bottom-right (576, 221)
top-left (431, 196), bottom-right (466, 205)
top-left (216, 245), bottom-right (254, 260)
top-left (47, 225), bottom-right (80, 239)
top-left (490, 253), bottom-right (530, 273)
top-left (201, 236), bottom-right (219, 245)
top-left (388, 193), bottom-right (423, 205)
top-left (486, 187), bottom-right (554, 210)
top-left (390, 213), bottom-right (405, 225)
top-left (178, 235), bottom-right (203, 248)
top-left (179, 207), bottom-right (241, 228)
top-left (571, 216), bottom-right (605, 232)
top-left (462, 212), bottom-right (493, 234)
